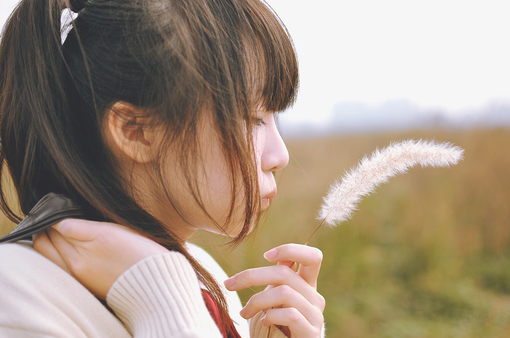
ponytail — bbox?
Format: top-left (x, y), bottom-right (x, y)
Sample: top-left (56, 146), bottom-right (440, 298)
top-left (0, 0), bottom-right (152, 230)
top-left (68, 0), bottom-right (88, 12)
top-left (0, 0), bottom-right (71, 218)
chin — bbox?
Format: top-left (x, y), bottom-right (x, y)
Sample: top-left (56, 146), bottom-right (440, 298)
top-left (203, 212), bottom-right (257, 238)
top-left (225, 220), bottom-right (256, 238)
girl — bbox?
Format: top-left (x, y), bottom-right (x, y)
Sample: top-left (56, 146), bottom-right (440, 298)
top-left (0, 0), bottom-right (325, 337)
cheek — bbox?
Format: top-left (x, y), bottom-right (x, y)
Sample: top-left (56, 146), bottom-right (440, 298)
top-left (253, 128), bottom-right (266, 172)
top-left (202, 160), bottom-right (232, 207)
top-left (193, 138), bottom-right (241, 224)
top-left (158, 148), bottom-right (235, 228)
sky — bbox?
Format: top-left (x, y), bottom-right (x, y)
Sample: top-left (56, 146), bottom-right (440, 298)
top-left (1, 0), bottom-right (509, 126)
top-left (265, 0), bottom-right (510, 124)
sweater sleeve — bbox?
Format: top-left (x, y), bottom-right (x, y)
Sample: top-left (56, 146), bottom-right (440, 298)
top-left (106, 252), bottom-right (223, 338)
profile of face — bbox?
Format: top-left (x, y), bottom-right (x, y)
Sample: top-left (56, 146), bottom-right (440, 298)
top-left (105, 104), bottom-right (289, 242)
top-left (157, 110), bottom-right (289, 240)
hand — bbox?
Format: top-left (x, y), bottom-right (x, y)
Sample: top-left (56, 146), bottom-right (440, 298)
top-left (33, 219), bottom-right (169, 299)
top-left (224, 244), bottom-right (325, 338)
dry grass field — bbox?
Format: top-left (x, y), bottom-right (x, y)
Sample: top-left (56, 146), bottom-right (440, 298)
top-left (192, 127), bottom-right (510, 338)
top-left (1, 127), bottom-right (510, 337)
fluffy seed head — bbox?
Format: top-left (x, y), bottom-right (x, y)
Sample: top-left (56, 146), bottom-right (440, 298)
top-left (318, 139), bottom-right (464, 227)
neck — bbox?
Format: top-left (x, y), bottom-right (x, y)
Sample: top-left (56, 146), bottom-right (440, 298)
top-left (120, 165), bottom-right (196, 245)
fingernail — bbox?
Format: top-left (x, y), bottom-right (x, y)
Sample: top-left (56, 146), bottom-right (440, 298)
top-left (260, 313), bottom-right (266, 324)
top-left (224, 276), bottom-right (236, 288)
top-left (264, 248), bottom-right (278, 260)
top-left (239, 307), bottom-right (247, 318)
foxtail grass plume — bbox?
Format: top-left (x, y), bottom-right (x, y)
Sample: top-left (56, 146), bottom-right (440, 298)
top-left (318, 139), bottom-right (464, 228)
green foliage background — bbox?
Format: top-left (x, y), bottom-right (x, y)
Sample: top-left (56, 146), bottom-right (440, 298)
top-left (1, 128), bottom-right (510, 337)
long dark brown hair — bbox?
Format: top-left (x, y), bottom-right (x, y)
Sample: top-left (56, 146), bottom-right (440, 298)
top-left (0, 0), bottom-right (298, 327)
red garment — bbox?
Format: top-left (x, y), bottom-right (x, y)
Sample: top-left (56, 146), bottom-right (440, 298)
top-left (201, 289), bottom-right (242, 338)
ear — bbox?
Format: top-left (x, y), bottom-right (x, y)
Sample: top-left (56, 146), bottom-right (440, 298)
top-left (105, 102), bottom-right (159, 164)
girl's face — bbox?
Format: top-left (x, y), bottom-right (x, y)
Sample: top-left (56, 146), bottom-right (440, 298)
top-left (148, 109), bottom-right (289, 241)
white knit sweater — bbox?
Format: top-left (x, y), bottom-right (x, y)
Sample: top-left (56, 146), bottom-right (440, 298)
top-left (0, 241), bottom-right (288, 338)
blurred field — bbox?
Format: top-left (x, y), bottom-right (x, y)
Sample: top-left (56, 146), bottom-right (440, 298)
top-left (1, 127), bottom-right (510, 337)
top-left (191, 127), bottom-right (510, 338)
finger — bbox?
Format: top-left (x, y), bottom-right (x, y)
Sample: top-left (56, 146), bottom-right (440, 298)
top-left (224, 265), bottom-right (322, 307)
top-left (54, 219), bottom-right (142, 246)
top-left (240, 285), bottom-right (324, 326)
top-left (52, 219), bottom-right (102, 242)
top-left (261, 308), bottom-right (322, 338)
top-left (277, 261), bottom-right (295, 271)
top-left (33, 230), bottom-right (70, 273)
top-left (264, 244), bottom-right (323, 287)
top-left (46, 227), bottom-right (80, 263)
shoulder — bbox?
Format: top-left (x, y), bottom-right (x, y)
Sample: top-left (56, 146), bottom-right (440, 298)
top-left (0, 241), bottom-right (76, 290)
top-left (0, 242), bottom-right (129, 338)
top-left (0, 241), bottom-right (63, 288)
top-left (0, 240), bottom-right (37, 261)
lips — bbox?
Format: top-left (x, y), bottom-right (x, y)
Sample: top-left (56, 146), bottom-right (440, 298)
top-left (261, 189), bottom-right (277, 210)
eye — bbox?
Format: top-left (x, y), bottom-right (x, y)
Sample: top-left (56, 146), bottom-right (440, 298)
top-left (254, 118), bottom-right (266, 126)
top-left (251, 116), bottom-right (266, 126)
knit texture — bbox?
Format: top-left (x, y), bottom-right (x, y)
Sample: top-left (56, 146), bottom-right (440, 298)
top-left (0, 241), bottom-right (290, 337)
top-left (107, 253), bottom-right (222, 337)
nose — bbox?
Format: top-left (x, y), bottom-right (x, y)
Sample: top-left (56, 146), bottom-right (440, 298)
top-left (261, 119), bottom-right (289, 172)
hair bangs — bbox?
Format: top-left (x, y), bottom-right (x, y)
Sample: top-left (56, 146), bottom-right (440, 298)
top-left (241, 0), bottom-right (299, 113)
